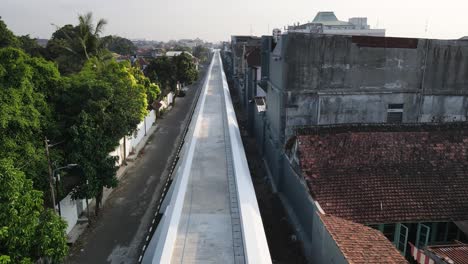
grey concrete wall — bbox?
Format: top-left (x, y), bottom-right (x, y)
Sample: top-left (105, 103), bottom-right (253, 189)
top-left (281, 34), bottom-right (468, 94)
top-left (253, 110), bottom-right (266, 156)
top-left (420, 95), bottom-right (468, 122)
top-left (265, 86), bottom-right (283, 141)
top-left (283, 33), bottom-right (424, 93)
top-left (284, 92), bottom-right (319, 137)
top-left (423, 40), bottom-right (468, 94)
top-left (263, 134), bottom-right (281, 185)
top-left (267, 33), bottom-right (468, 139)
top-left (261, 36), bottom-right (272, 80)
top-left (318, 93), bottom-right (420, 124)
top-left (311, 212), bottom-right (348, 264)
top-left (280, 156), bottom-right (349, 263)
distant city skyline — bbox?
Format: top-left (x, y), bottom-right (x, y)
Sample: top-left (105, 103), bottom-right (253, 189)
top-left (1, 0), bottom-right (467, 42)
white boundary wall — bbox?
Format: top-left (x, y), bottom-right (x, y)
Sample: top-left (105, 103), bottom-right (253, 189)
top-left (109, 110), bottom-right (156, 166)
top-left (60, 194), bottom-right (88, 234)
top-left (62, 109), bottom-right (157, 234)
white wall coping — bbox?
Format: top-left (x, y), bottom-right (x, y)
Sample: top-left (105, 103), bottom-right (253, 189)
top-left (143, 52), bottom-right (215, 264)
top-left (219, 53), bottom-right (272, 264)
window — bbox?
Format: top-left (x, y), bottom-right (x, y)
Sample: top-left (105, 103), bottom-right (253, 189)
top-left (397, 224), bottom-right (409, 255)
top-left (383, 224), bottom-right (396, 242)
top-left (416, 223), bottom-right (431, 248)
top-left (387, 104), bottom-right (403, 123)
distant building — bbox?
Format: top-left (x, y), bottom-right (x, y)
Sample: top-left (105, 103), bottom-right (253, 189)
top-left (272, 28), bottom-right (281, 42)
top-left (178, 38), bottom-right (204, 49)
top-left (165, 51), bottom-right (192, 57)
top-left (36, 39), bottom-right (48, 47)
top-left (287, 11), bottom-right (385, 36)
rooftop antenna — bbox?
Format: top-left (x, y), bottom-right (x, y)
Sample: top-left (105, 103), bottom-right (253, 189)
top-left (268, 23), bottom-right (270, 34)
top-left (250, 24), bottom-right (253, 36)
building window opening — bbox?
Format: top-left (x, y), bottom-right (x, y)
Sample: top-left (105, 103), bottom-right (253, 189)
top-left (387, 103), bottom-right (404, 123)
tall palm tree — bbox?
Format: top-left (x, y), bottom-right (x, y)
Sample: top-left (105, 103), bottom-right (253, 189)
top-left (53, 12), bottom-right (107, 61)
top-left (48, 12), bottom-right (108, 74)
top-left (76, 12), bottom-right (107, 60)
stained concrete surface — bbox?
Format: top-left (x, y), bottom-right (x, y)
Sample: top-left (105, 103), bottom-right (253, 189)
top-left (171, 56), bottom-right (243, 264)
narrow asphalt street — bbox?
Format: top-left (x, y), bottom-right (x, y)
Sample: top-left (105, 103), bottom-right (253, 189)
top-left (66, 67), bottom-right (207, 264)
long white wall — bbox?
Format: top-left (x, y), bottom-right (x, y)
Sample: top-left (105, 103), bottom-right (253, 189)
top-left (109, 110), bottom-right (157, 166)
top-left (62, 109), bottom-right (157, 234)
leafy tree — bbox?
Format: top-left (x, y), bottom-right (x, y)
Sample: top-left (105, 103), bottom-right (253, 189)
top-left (0, 158), bottom-right (68, 263)
top-left (174, 52), bottom-right (198, 86)
top-left (46, 25), bottom-right (83, 74)
top-left (145, 56), bottom-right (177, 94)
top-left (145, 53), bottom-right (198, 95)
top-left (0, 18), bottom-right (19, 48)
top-left (129, 66), bottom-right (161, 107)
top-left (46, 12), bottom-right (109, 74)
top-left (75, 12), bottom-right (107, 60)
top-left (18, 35), bottom-right (47, 58)
top-left (61, 58), bottom-right (147, 214)
top-left (0, 47), bottom-right (59, 194)
top-left (102, 35), bottom-right (137, 55)
top-left (192, 45), bottom-right (209, 63)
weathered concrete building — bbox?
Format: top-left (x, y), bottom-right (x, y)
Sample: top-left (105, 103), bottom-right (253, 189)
top-left (225, 32), bottom-right (468, 263)
top-left (267, 33), bottom-right (468, 142)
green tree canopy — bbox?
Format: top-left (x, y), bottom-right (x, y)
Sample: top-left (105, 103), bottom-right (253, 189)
top-left (0, 47), bottom-right (60, 192)
top-left (145, 56), bottom-right (177, 94)
top-left (0, 18), bottom-right (19, 48)
top-left (46, 12), bottom-right (109, 74)
top-left (18, 35), bottom-right (47, 58)
top-left (174, 52), bottom-right (198, 86)
top-left (192, 45), bottom-right (210, 63)
top-left (102, 35), bottom-right (137, 55)
top-left (61, 58), bottom-right (147, 213)
top-left (129, 66), bottom-right (161, 107)
top-left (0, 158), bottom-right (68, 263)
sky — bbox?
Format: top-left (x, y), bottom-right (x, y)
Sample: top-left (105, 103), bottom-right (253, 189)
top-left (1, 0), bottom-right (467, 42)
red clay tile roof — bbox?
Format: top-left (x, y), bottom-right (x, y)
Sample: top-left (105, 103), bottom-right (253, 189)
top-left (319, 214), bottom-right (408, 264)
top-left (426, 242), bottom-right (468, 264)
top-left (294, 123), bottom-right (468, 224)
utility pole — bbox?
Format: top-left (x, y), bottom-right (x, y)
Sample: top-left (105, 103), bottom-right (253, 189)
top-left (44, 137), bottom-right (56, 211)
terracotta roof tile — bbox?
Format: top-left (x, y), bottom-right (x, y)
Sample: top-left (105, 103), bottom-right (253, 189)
top-left (319, 214), bottom-right (408, 264)
top-left (294, 123), bottom-right (468, 224)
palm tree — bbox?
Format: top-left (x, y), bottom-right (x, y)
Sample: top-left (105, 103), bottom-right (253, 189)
top-left (76, 12), bottom-right (107, 60)
top-left (53, 12), bottom-right (107, 61)
top-left (48, 12), bottom-right (108, 74)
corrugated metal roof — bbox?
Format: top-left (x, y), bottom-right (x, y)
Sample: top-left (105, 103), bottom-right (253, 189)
top-left (427, 243), bottom-right (468, 264)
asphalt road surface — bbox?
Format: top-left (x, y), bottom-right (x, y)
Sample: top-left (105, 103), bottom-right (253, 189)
top-left (67, 67), bottom-right (207, 264)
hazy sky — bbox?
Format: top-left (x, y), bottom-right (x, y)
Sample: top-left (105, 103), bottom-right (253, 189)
top-left (1, 0), bottom-right (467, 42)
